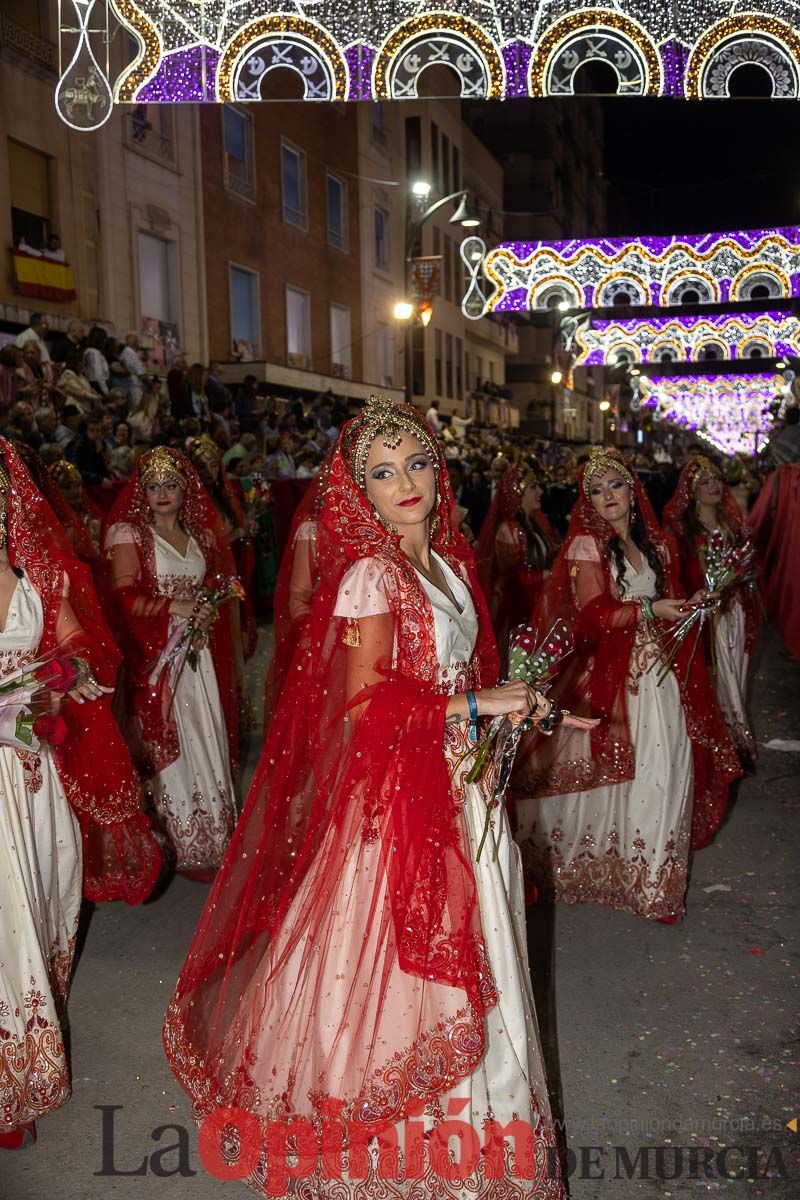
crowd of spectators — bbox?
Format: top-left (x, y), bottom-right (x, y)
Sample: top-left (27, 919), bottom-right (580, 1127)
top-left (0, 313), bottom-right (792, 540)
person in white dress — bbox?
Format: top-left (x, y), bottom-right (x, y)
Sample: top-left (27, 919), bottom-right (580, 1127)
top-left (165, 398), bottom-right (594, 1197)
top-left (0, 440), bottom-right (160, 1149)
top-left (512, 449), bottom-right (742, 921)
top-left (104, 447), bottom-right (239, 879)
top-left (664, 456), bottom-right (759, 763)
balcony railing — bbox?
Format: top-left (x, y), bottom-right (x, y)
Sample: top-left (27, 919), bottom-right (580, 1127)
top-left (1, 14), bottom-right (57, 72)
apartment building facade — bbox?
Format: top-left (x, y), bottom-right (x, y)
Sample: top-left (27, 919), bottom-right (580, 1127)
top-left (0, 2), bottom-right (206, 361)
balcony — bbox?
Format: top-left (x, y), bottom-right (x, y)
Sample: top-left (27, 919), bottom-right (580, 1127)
top-left (0, 14), bottom-right (57, 75)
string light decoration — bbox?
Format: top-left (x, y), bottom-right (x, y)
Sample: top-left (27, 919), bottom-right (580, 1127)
top-left (574, 312), bottom-right (800, 366)
top-left (464, 226), bottom-right (800, 318)
top-left (639, 374), bottom-right (779, 456)
top-left (55, 2), bottom-right (800, 121)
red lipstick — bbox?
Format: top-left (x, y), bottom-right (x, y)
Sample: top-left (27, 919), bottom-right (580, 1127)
top-left (397, 496), bottom-right (422, 508)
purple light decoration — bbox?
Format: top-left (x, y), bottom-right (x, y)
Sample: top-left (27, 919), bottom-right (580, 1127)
top-left (345, 44), bottom-right (375, 101)
top-left (495, 226), bottom-right (800, 262)
top-left (590, 310), bottom-right (794, 332)
top-left (577, 312), bottom-right (799, 365)
top-left (137, 45), bottom-right (220, 103)
top-left (502, 41), bottom-right (532, 99)
top-left (642, 373), bottom-right (776, 456)
top-left (659, 40), bottom-right (687, 99)
top-left (493, 288), bottom-right (529, 312)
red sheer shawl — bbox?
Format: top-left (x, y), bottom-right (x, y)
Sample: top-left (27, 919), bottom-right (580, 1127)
top-left (1, 439), bottom-right (161, 904)
top-left (748, 464), bottom-right (800, 660)
top-left (102, 449), bottom-right (240, 777)
top-left (663, 462), bottom-right (760, 656)
top-left (263, 458), bottom-right (330, 727)
top-left (512, 464), bottom-right (741, 850)
top-left (165, 405), bottom-right (503, 1137)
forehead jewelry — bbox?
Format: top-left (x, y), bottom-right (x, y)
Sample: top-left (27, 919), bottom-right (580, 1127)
top-left (582, 448), bottom-right (634, 497)
top-left (140, 446), bottom-right (187, 489)
top-left (348, 395), bottom-right (438, 489)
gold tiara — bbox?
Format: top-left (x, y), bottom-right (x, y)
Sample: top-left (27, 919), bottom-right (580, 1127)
top-left (49, 460), bottom-right (80, 487)
top-left (346, 395), bottom-right (439, 488)
top-left (688, 455), bottom-right (721, 491)
top-left (582, 448), bottom-right (634, 497)
top-left (139, 446), bottom-right (187, 488)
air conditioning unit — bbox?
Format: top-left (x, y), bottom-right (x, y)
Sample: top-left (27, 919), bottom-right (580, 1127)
top-left (287, 353), bottom-right (310, 370)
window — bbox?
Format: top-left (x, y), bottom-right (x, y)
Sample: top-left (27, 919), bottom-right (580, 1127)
top-left (444, 238), bottom-right (452, 303)
top-left (405, 116), bottom-right (421, 177)
top-left (412, 326), bottom-right (425, 396)
top-left (129, 103), bottom-right (176, 165)
top-left (229, 265), bottom-right (259, 356)
top-left (286, 286), bottom-right (311, 363)
top-left (281, 141), bottom-right (307, 229)
top-left (9, 140), bottom-right (50, 249)
top-left (455, 336), bottom-right (463, 400)
top-left (453, 145), bottom-right (460, 191)
top-left (223, 106), bottom-right (254, 201)
top-left (327, 173), bottom-right (347, 251)
top-left (378, 327), bottom-right (395, 387)
top-left (445, 332), bottom-right (453, 398)
top-left (374, 206), bottom-right (389, 270)
top-left (138, 232), bottom-right (179, 333)
top-left (371, 103), bottom-right (387, 146)
top-left (430, 122), bottom-right (439, 192)
top-left (434, 329), bottom-right (443, 397)
top-left (330, 304), bottom-right (351, 377)
top-left (442, 134), bottom-right (451, 194)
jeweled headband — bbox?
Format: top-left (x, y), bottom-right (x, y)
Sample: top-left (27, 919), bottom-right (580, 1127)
top-left (139, 447), bottom-right (187, 488)
top-left (49, 460), bottom-right (80, 487)
top-left (344, 395), bottom-right (439, 489)
top-left (582, 448), bottom-right (635, 497)
top-left (688, 455), bottom-right (722, 491)
top-left (189, 434), bottom-right (221, 466)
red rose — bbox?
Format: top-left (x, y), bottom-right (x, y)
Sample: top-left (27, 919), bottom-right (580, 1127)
top-left (34, 658), bottom-right (78, 694)
top-left (33, 714), bottom-right (68, 746)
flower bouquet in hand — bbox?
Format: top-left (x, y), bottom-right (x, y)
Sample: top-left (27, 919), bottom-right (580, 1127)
top-left (148, 575), bottom-right (245, 697)
top-left (467, 619), bottom-right (574, 861)
top-left (651, 528), bottom-right (758, 685)
top-left (242, 473), bottom-right (272, 540)
top-left (0, 653), bottom-right (87, 750)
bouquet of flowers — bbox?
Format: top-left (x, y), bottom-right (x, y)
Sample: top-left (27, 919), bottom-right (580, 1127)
top-left (148, 575), bottom-right (245, 697)
top-left (0, 654), bottom-right (87, 750)
top-left (467, 618), bottom-right (574, 861)
top-left (242, 473), bottom-right (272, 540)
top-left (651, 528), bottom-right (759, 684)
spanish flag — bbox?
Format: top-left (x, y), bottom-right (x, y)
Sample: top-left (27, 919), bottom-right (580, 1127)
top-left (12, 250), bottom-right (77, 302)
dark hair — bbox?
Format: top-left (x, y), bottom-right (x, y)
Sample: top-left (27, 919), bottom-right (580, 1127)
top-left (30, 312), bottom-right (44, 326)
top-left (785, 406), bottom-right (800, 426)
top-left (517, 509), bottom-right (553, 571)
top-left (63, 403), bottom-right (81, 420)
top-left (85, 325), bottom-right (107, 352)
top-left (608, 505), bottom-right (665, 598)
top-left (64, 347), bottom-right (83, 374)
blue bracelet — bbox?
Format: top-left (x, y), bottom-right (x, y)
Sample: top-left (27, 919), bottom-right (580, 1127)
top-left (466, 690), bottom-right (479, 743)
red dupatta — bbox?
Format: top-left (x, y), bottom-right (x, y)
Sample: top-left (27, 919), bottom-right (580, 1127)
top-left (663, 459), bottom-right (760, 656)
top-left (102, 448), bottom-right (240, 777)
top-left (512, 458), bottom-right (741, 849)
top-left (165, 400), bottom-right (502, 1143)
top-left (1, 439), bottom-right (161, 904)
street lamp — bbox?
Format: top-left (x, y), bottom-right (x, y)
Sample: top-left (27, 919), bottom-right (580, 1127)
top-left (599, 399), bottom-right (611, 411)
top-left (551, 370), bottom-right (563, 385)
top-left (399, 183), bottom-right (482, 404)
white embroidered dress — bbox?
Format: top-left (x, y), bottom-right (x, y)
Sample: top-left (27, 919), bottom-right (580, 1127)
top-left (514, 555), bottom-right (694, 921)
top-left (224, 553), bottom-right (561, 1198)
top-left (0, 573), bottom-right (82, 1131)
top-left (148, 531), bottom-right (236, 871)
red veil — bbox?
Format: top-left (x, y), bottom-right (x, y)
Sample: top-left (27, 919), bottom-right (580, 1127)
top-left (663, 458), bottom-right (760, 657)
top-left (0, 439), bottom-right (161, 904)
top-left (102, 448), bottom-right (240, 777)
top-left (165, 401), bottom-right (503, 1149)
top-left (476, 465), bottom-right (556, 662)
top-left (748, 465), bottom-right (800, 661)
top-left (512, 458), bottom-right (741, 850)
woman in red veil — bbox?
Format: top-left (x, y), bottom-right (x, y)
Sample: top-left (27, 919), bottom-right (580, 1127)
top-left (512, 449), bottom-right (741, 923)
top-left (476, 463), bottom-right (558, 667)
top-left (0, 438), bottom-right (161, 1149)
top-left (748, 463), bottom-right (800, 661)
top-left (164, 397), bottom-right (571, 1198)
top-left (103, 447), bottom-right (239, 880)
top-left (663, 456), bottom-right (759, 762)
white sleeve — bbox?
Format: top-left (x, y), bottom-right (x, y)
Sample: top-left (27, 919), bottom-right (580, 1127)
top-left (567, 534), bottom-right (601, 562)
top-left (333, 557), bottom-right (391, 619)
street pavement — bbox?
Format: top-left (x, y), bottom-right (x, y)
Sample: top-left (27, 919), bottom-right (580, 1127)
top-left (4, 625), bottom-right (799, 1199)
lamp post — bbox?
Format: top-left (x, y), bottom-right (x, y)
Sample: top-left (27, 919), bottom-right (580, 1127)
top-left (394, 182), bottom-right (481, 405)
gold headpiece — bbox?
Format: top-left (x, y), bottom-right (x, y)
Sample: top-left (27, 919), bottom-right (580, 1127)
top-left (188, 434), bottom-right (221, 466)
top-left (139, 446), bottom-right (187, 489)
top-left (688, 455), bottom-right (721, 492)
top-left (346, 395), bottom-right (439, 489)
top-left (49, 460), bottom-right (80, 488)
top-left (582, 447), bottom-right (635, 497)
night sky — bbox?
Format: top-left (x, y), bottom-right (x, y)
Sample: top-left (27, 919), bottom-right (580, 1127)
top-left (598, 97), bottom-right (800, 236)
